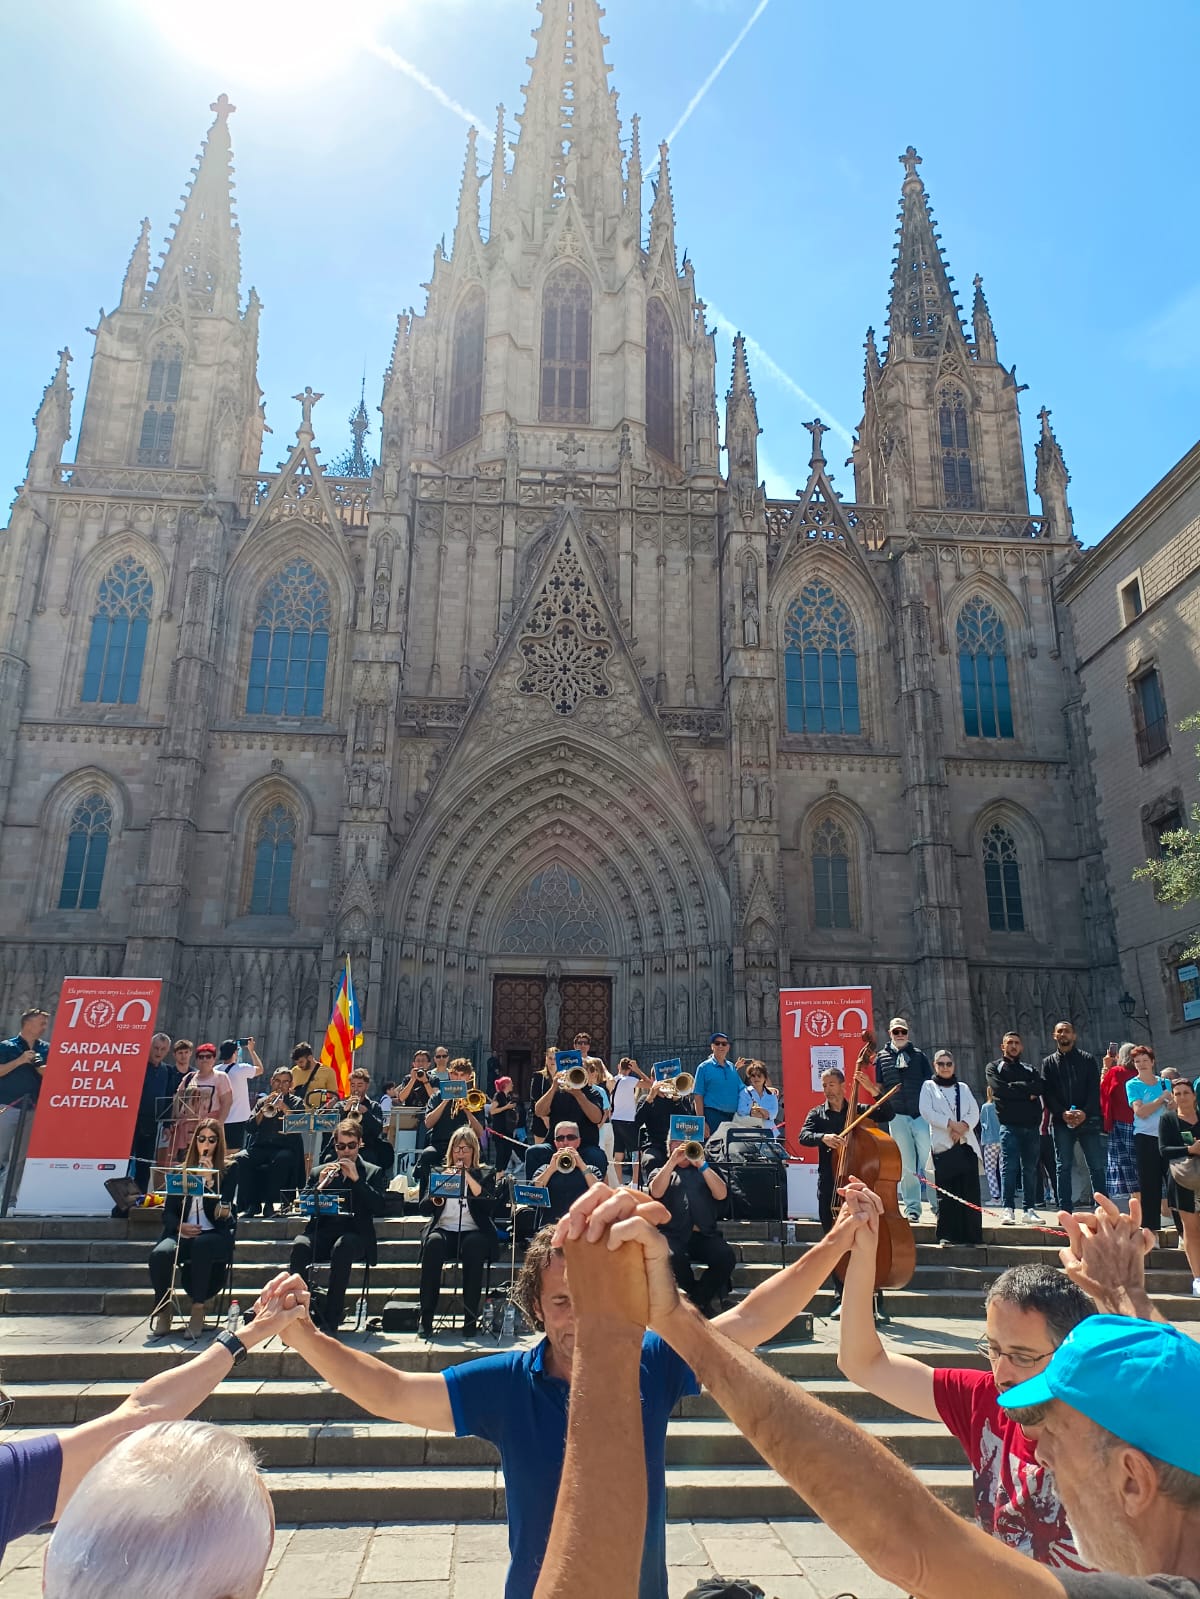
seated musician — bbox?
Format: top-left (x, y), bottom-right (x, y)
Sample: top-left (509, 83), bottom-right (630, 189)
top-left (288, 1118), bottom-right (385, 1337)
top-left (418, 1128), bottom-right (498, 1339)
top-left (525, 1067), bottom-right (606, 1179)
top-left (634, 1076), bottom-right (693, 1176)
top-left (241, 1068), bottom-right (305, 1217)
top-left (529, 1121), bottom-right (605, 1221)
top-left (328, 1067), bottom-right (393, 1181)
top-left (798, 1064), bottom-right (895, 1317)
top-left (647, 1134), bottom-right (736, 1316)
top-left (416, 1059), bottom-right (485, 1196)
top-left (148, 1118), bottom-right (236, 1339)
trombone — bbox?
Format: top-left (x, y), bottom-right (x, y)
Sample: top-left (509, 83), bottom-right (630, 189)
top-left (456, 1088), bottom-right (488, 1116)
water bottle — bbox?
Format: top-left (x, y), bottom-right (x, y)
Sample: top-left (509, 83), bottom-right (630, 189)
top-left (502, 1299), bottom-right (516, 1340)
top-left (225, 1299), bottom-right (241, 1333)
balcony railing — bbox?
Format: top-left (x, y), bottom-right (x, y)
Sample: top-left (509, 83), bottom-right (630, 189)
top-left (1137, 716), bottom-right (1170, 764)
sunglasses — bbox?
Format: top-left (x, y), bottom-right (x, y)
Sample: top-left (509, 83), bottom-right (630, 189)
top-left (196, 1052), bottom-right (216, 1060)
top-left (333, 1141), bottom-right (360, 1152)
top-left (554, 1135), bottom-right (580, 1144)
top-left (890, 1028), bottom-right (909, 1037)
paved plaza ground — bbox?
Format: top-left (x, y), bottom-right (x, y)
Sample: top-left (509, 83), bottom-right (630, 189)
top-left (1, 1518), bottom-right (904, 1598)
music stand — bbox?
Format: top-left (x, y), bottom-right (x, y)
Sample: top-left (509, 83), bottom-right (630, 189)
top-left (296, 1188), bottom-right (348, 1332)
top-left (427, 1168), bottom-right (469, 1337)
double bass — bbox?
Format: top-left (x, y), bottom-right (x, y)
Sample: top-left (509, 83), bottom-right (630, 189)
top-left (832, 1030), bottom-right (916, 1291)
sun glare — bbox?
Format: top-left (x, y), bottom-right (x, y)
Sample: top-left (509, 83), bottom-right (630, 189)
top-left (133, 0), bottom-right (404, 88)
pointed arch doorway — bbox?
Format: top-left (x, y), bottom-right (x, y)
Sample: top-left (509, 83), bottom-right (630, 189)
top-left (490, 973), bottom-right (612, 1101)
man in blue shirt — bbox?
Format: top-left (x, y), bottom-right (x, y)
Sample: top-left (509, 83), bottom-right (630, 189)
top-left (0, 1006), bottom-right (49, 1198)
top-left (692, 1031), bottom-right (744, 1136)
top-left (264, 1203), bottom-right (868, 1599)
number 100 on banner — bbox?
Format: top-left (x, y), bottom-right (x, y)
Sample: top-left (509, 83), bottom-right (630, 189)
top-left (778, 986), bottom-right (873, 1162)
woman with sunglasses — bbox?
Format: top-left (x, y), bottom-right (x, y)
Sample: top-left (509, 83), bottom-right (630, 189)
top-left (1160, 1076), bottom-right (1200, 1294)
top-left (737, 1061), bottom-right (780, 1137)
top-left (148, 1118), bottom-right (237, 1339)
top-left (169, 1043), bottom-right (232, 1159)
top-left (418, 1127), bottom-right (498, 1339)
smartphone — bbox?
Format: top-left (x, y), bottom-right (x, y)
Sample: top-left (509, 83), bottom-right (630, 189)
top-left (1108, 1041), bottom-right (1118, 1057)
top-left (237, 1037), bottom-right (251, 1048)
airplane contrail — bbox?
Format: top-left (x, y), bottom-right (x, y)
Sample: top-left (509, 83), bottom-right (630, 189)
top-left (707, 304), bottom-right (855, 449)
top-left (665, 0), bottom-right (771, 147)
top-left (365, 39), bottom-right (494, 141)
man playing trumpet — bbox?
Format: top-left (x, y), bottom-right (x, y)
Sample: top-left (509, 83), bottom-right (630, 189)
top-left (241, 1068), bottom-right (305, 1217)
top-left (529, 1121), bottom-right (605, 1221)
top-left (287, 1119), bottom-right (385, 1337)
top-left (647, 1132), bottom-right (736, 1317)
top-left (526, 1061), bottom-right (605, 1179)
top-left (328, 1066), bottom-right (393, 1181)
top-left (417, 1058), bottom-right (484, 1197)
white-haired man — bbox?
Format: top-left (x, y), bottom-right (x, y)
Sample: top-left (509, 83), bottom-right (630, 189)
top-left (42, 1419), bottom-right (272, 1599)
top-left (0, 1273), bottom-right (300, 1561)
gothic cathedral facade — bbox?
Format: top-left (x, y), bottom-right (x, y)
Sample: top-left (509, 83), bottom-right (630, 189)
top-left (0, 1), bottom-right (1120, 1086)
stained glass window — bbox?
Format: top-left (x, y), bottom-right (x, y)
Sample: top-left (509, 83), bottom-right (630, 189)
top-left (646, 299), bottom-right (674, 462)
top-left (812, 817), bottom-right (852, 929)
top-left (245, 562), bottom-right (331, 718)
top-left (447, 291), bottom-right (485, 451)
top-left (983, 824), bottom-right (1024, 932)
top-left (58, 793), bottom-right (113, 911)
top-left (784, 581), bottom-right (861, 735)
top-left (248, 804), bottom-right (296, 916)
top-left (938, 385), bottom-right (976, 509)
top-left (957, 596), bottom-right (1014, 739)
top-left (81, 557), bottom-right (153, 704)
top-left (540, 266), bottom-right (591, 424)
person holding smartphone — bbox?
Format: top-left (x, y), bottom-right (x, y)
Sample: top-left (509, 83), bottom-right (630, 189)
top-left (215, 1037), bottom-right (263, 1152)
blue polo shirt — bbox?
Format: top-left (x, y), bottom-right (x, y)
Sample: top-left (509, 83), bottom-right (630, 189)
top-left (444, 1333), bottom-right (698, 1599)
top-left (693, 1056), bottom-right (742, 1113)
top-left (0, 1433), bottom-right (62, 1559)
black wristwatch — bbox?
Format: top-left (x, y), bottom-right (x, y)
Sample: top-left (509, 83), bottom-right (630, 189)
top-left (214, 1329), bottom-right (248, 1365)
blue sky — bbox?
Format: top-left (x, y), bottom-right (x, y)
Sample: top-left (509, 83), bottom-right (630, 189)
top-left (2, 0), bottom-right (1198, 545)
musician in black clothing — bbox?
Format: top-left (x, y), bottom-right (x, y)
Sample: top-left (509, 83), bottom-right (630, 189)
top-left (241, 1069), bottom-right (305, 1216)
top-left (647, 1136), bottom-right (735, 1315)
top-left (147, 1118), bottom-right (237, 1339)
top-left (288, 1119), bottom-right (385, 1335)
top-left (634, 1077), bottom-right (696, 1177)
top-left (327, 1067), bottom-right (393, 1180)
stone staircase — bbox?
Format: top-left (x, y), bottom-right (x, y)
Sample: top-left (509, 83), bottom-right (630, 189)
top-left (0, 1213), bottom-right (1193, 1524)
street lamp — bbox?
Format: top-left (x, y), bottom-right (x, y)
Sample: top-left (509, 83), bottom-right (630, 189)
top-left (1118, 991), bottom-right (1153, 1040)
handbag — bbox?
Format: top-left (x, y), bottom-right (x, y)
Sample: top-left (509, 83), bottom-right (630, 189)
top-left (1170, 1154), bottom-right (1200, 1192)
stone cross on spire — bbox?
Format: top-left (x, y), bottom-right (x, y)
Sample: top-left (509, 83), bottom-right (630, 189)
top-left (899, 145), bottom-right (922, 179)
top-left (804, 417), bottom-right (829, 466)
top-left (211, 93), bottom-right (236, 122)
top-left (293, 386), bottom-right (323, 440)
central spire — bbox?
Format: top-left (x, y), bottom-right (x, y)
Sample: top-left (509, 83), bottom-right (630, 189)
top-left (510, 0), bottom-right (624, 228)
top-left (147, 94), bottom-right (241, 319)
top-left (886, 144), bottom-right (962, 358)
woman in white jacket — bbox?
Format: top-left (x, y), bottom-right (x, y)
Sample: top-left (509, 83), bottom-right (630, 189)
top-left (918, 1050), bottom-right (983, 1246)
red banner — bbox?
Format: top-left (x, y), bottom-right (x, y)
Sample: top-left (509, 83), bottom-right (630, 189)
top-left (17, 976), bottom-right (162, 1214)
top-left (780, 985), bottom-right (874, 1161)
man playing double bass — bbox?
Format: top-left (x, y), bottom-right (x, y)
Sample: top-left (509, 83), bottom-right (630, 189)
top-left (798, 1062), bottom-right (894, 1317)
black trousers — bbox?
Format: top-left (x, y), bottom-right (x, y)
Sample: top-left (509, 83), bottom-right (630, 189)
top-left (419, 1228), bottom-right (492, 1324)
top-left (130, 1117), bottom-right (160, 1194)
top-left (932, 1148), bottom-right (983, 1244)
top-left (669, 1230), bottom-right (736, 1310)
top-left (247, 1148), bottom-right (298, 1210)
top-left (1134, 1133), bottom-right (1167, 1233)
top-left (289, 1229), bottom-right (366, 1331)
top-left (148, 1232), bottom-right (232, 1306)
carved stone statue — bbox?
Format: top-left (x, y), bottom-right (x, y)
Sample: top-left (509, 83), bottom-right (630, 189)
top-left (741, 771), bottom-right (758, 820)
top-left (742, 595), bottom-right (760, 648)
top-left (440, 982), bottom-right (457, 1036)
top-left (418, 978), bottom-right (435, 1038)
top-left (674, 985), bottom-right (689, 1040)
top-left (757, 777), bottom-right (774, 819)
top-left (353, 706), bottom-right (369, 754)
top-left (371, 702), bottom-right (387, 754)
top-left (347, 762), bottom-right (367, 808)
top-left (651, 986), bottom-right (667, 1040)
top-left (745, 971), bottom-right (764, 1029)
top-left (544, 970), bottom-right (562, 1046)
top-left (371, 573), bottom-right (390, 631)
top-left (396, 974), bottom-right (412, 1030)
top-left (366, 761), bottom-right (386, 809)
top-left (628, 988), bottom-right (643, 1042)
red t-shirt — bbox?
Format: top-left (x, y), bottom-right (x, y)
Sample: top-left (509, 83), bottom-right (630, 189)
top-left (933, 1367), bottom-right (1089, 1571)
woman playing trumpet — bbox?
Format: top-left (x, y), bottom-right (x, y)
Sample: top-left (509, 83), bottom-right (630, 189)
top-left (418, 1127), bottom-right (497, 1340)
top-left (148, 1118), bottom-right (236, 1339)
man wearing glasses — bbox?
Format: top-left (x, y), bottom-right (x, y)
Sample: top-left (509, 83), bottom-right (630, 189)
top-left (866, 1016), bottom-right (936, 1223)
top-left (530, 1122), bottom-right (604, 1221)
top-left (837, 1209), bottom-right (1095, 1569)
top-left (287, 1120), bottom-right (385, 1336)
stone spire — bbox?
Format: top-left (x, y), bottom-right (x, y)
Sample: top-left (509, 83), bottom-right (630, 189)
top-left (1035, 406), bottom-right (1073, 540)
top-left (972, 273), bottom-right (997, 362)
top-left (886, 146), bottom-right (962, 357)
top-left (147, 93), bottom-right (241, 318)
top-left (452, 124), bottom-right (483, 255)
top-left (863, 325), bottom-right (882, 383)
top-left (509, 0), bottom-right (624, 227)
top-left (488, 103), bottom-right (507, 235)
top-left (625, 110), bottom-right (643, 232)
top-left (119, 218), bottom-right (151, 312)
top-left (725, 334), bottom-right (761, 516)
top-left (26, 347), bottom-right (72, 486)
top-left (647, 140), bottom-right (677, 269)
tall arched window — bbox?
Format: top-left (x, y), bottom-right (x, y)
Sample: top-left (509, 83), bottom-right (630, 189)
top-left (957, 595), bottom-right (1014, 739)
top-left (81, 557), bottom-right (153, 704)
top-left (938, 384), bottom-right (975, 508)
top-left (245, 562), bottom-right (331, 718)
top-left (138, 343), bottom-right (183, 466)
top-left (446, 291), bottom-right (485, 451)
top-left (811, 816), bottom-right (853, 929)
top-left (58, 793), bottom-right (113, 911)
top-left (784, 581), bottom-right (861, 735)
top-left (248, 804), bottom-right (296, 916)
top-left (983, 823), bottom-right (1025, 932)
top-left (646, 298), bottom-right (675, 462)
top-left (540, 266), bottom-right (591, 424)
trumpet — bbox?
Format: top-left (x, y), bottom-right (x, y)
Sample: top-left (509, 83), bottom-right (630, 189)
top-left (682, 1140), bottom-right (706, 1163)
top-left (456, 1089), bottom-right (488, 1115)
top-left (556, 1150), bottom-right (578, 1173)
top-left (316, 1161), bottom-right (342, 1189)
top-left (658, 1072), bottom-right (695, 1099)
top-left (561, 1066), bottom-right (589, 1090)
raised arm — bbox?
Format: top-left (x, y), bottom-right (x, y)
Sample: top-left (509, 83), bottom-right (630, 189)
top-left (714, 1202), bottom-right (861, 1351)
top-left (534, 1079), bottom-right (558, 1118)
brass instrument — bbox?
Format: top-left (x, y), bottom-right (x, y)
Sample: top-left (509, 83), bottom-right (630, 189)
top-left (562, 1066), bottom-right (589, 1090)
top-left (556, 1150), bottom-right (577, 1173)
top-left (682, 1140), bottom-right (706, 1163)
top-left (456, 1088), bottom-right (488, 1115)
top-left (316, 1161), bottom-right (342, 1189)
top-left (658, 1071), bottom-right (695, 1099)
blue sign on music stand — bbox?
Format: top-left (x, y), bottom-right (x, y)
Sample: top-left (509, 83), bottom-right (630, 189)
top-left (429, 1169), bottom-right (467, 1199)
top-left (555, 1050), bottom-right (584, 1074)
top-left (653, 1058), bottom-right (683, 1081)
top-left (164, 1169), bottom-right (207, 1197)
top-left (299, 1192), bottom-right (344, 1216)
top-left (441, 1079), bottom-right (468, 1100)
top-left (670, 1115), bottom-right (704, 1143)
top-left (312, 1111), bottom-right (340, 1131)
top-left (282, 1113), bottom-right (309, 1133)
top-left (513, 1183), bottom-right (551, 1208)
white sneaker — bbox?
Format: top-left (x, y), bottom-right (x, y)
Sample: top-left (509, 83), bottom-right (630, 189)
top-left (1000, 1208), bottom-right (1016, 1225)
top-left (1192, 1278), bottom-right (1200, 1298)
top-left (1022, 1210), bottom-right (1042, 1224)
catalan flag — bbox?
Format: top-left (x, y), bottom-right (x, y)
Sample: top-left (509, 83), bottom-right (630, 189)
top-left (319, 957), bottom-right (363, 1096)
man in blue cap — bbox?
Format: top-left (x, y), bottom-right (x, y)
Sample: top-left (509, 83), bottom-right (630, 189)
top-left (692, 1032), bottom-right (743, 1137)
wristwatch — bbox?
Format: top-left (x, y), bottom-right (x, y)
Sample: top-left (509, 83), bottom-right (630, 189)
top-left (214, 1329), bottom-right (248, 1365)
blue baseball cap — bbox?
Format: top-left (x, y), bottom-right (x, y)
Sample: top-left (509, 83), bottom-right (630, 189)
top-left (710, 1031), bottom-right (730, 1044)
top-left (998, 1314), bottom-right (1200, 1475)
